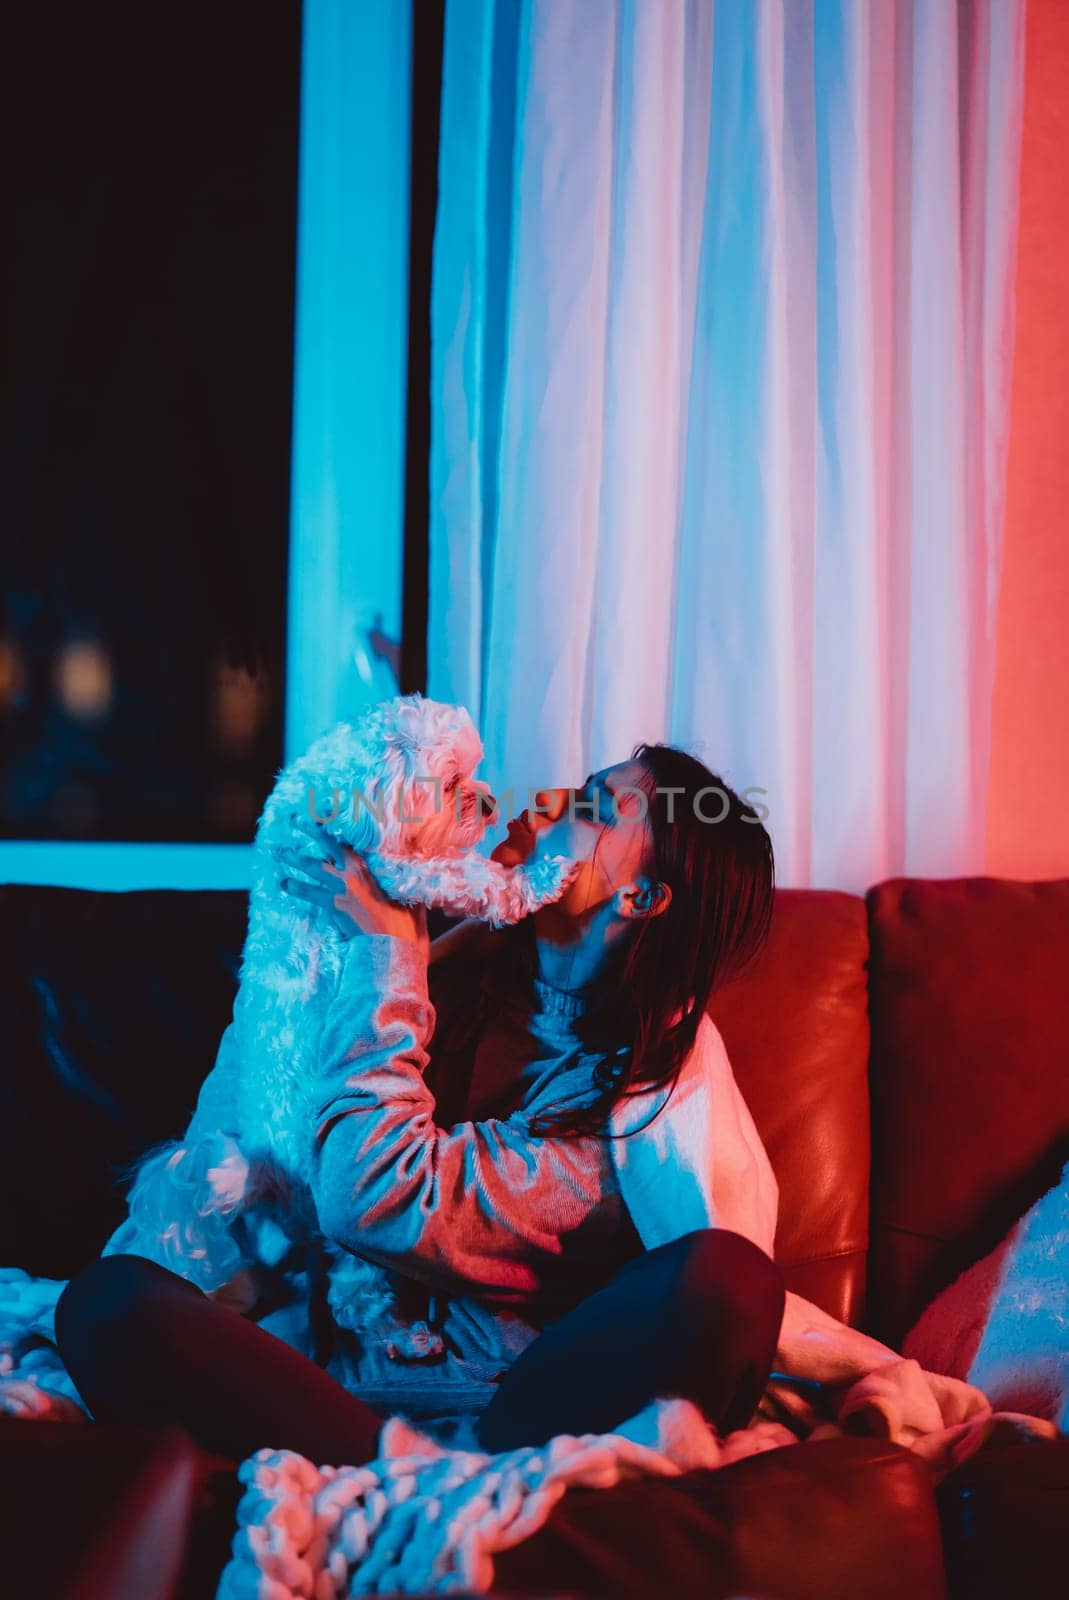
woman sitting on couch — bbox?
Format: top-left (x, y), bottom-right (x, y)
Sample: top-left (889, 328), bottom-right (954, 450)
top-left (53, 744), bottom-right (982, 1468)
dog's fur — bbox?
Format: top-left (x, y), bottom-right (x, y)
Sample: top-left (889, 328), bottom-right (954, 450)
top-left (114, 695), bottom-right (576, 1354)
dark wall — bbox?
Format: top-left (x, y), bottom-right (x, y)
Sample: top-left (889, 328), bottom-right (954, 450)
top-left (4, 5), bottom-right (302, 841)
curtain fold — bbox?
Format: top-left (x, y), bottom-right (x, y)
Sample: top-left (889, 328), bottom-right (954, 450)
top-left (430, 0), bottom-right (1026, 891)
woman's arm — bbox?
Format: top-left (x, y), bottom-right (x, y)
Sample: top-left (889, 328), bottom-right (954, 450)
top-left (428, 916), bottom-right (498, 967)
top-left (308, 934), bottom-right (612, 1303)
top-left (774, 1291), bottom-right (900, 1384)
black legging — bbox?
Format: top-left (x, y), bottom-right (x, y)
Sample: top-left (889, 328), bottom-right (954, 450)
top-left (55, 1229), bottom-right (784, 1466)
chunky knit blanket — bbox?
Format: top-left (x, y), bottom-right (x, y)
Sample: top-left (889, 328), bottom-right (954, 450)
top-left (0, 1269), bottom-right (85, 1423)
top-left (216, 1396), bottom-right (751, 1598)
top-left (216, 1368), bottom-right (1057, 1599)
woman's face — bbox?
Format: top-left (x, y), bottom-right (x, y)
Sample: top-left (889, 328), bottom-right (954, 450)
top-left (490, 759), bottom-right (655, 919)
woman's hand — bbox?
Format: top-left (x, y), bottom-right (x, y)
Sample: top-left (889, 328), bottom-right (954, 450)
top-left (275, 818), bottom-right (429, 950)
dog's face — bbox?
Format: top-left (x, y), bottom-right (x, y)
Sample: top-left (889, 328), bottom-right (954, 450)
top-left (373, 696), bottom-right (496, 858)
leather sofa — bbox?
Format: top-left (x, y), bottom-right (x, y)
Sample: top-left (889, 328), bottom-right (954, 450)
top-left (1, 876), bottom-right (1066, 1598)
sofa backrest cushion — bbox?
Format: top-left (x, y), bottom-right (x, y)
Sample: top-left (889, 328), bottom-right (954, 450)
top-left (0, 885), bottom-right (247, 1277)
top-left (710, 889), bottom-right (872, 1327)
top-left (866, 876), bottom-right (1069, 1347)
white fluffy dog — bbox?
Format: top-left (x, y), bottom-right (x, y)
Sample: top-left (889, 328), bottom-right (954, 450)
top-left (110, 694), bottom-right (576, 1358)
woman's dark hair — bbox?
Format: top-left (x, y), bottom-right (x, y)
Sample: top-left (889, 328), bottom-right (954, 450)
top-left (438, 744), bottom-right (775, 1140)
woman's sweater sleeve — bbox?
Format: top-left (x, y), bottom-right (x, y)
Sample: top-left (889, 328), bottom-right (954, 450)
top-left (307, 934), bottom-right (608, 1303)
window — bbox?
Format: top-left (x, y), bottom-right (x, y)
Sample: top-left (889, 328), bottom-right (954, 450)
top-left (3, 2), bottom-right (438, 888)
top-left (4, 6), bottom-right (301, 845)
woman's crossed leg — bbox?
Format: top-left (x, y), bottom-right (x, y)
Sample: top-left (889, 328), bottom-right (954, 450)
top-left (477, 1228), bottom-right (785, 1451)
top-left (55, 1228), bottom-right (784, 1465)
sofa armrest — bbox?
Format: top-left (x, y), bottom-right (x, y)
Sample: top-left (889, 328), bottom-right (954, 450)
top-left (0, 1418), bottom-right (198, 1600)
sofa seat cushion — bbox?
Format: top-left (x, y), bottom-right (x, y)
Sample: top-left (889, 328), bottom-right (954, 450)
top-left (492, 1435), bottom-right (947, 1599)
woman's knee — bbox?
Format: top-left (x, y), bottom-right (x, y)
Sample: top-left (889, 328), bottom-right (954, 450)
top-left (55, 1254), bottom-right (194, 1361)
top-left (661, 1228), bottom-right (785, 1337)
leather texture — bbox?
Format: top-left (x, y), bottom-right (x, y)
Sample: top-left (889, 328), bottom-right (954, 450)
top-left (0, 1417), bottom-right (197, 1600)
top-left (866, 875), bottom-right (1069, 1347)
top-left (0, 885), bottom-right (247, 1277)
top-left (494, 1435), bottom-right (948, 1599)
top-left (710, 889), bottom-right (872, 1326)
top-left (936, 1434), bottom-right (1068, 1599)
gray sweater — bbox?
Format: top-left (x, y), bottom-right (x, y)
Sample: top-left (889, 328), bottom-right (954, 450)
top-left (252, 933), bottom-right (643, 1445)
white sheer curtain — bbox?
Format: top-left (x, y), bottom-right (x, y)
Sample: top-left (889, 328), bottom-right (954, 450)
top-left (429, 0), bottom-right (1026, 891)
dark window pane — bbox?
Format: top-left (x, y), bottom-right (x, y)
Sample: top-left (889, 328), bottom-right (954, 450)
top-left (3, 5), bottom-right (301, 840)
